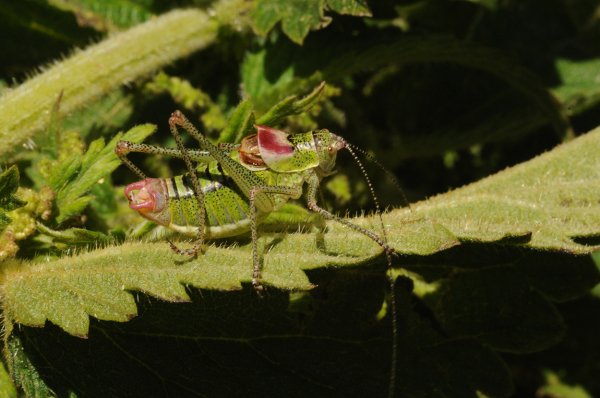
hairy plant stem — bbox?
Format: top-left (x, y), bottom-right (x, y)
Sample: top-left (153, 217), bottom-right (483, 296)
top-left (0, 0), bottom-right (250, 159)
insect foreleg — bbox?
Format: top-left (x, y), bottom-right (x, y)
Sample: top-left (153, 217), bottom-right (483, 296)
top-left (305, 173), bottom-right (397, 258)
top-left (249, 184), bottom-right (303, 296)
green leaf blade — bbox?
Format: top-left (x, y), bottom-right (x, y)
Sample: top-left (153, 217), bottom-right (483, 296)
top-left (407, 125), bottom-right (600, 253)
top-left (53, 124), bottom-right (155, 224)
top-left (251, 0), bottom-right (331, 44)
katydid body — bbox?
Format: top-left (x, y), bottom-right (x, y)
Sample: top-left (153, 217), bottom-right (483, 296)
top-left (115, 110), bottom-right (397, 294)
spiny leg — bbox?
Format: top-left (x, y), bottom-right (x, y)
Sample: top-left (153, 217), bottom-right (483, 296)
top-left (249, 184), bottom-right (302, 297)
top-left (305, 173), bottom-right (397, 257)
top-left (316, 184), bottom-right (328, 213)
top-left (169, 112), bottom-right (273, 213)
top-left (115, 143), bottom-right (147, 180)
top-left (117, 140), bottom-right (223, 163)
top-left (217, 142), bottom-right (240, 150)
top-left (167, 113), bottom-right (207, 256)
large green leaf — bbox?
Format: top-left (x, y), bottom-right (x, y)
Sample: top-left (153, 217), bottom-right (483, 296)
top-left (0, 216), bottom-right (455, 336)
top-left (3, 123), bottom-right (600, 337)
top-left (409, 125), bottom-right (600, 253)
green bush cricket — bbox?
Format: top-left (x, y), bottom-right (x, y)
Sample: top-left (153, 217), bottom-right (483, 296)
top-left (115, 110), bottom-right (402, 395)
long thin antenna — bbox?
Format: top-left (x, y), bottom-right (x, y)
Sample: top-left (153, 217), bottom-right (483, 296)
top-left (346, 142), bottom-right (412, 212)
top-left (343, 142), bottom-right (397, 398)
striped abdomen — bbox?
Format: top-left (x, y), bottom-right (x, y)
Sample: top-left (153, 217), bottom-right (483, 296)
top-left (165, 161), bottom-right (268, 239)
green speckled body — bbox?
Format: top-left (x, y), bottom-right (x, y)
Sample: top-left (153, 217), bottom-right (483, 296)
top-left (117, 110), bottom-right (396, 303)
top-left (165, 152), bottom-right (308, 239)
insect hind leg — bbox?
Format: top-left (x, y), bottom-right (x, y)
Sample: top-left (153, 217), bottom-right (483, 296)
top-left (116, 140), bottom-right (220, 163)
top-left (167, 111), bottom-right (206, 256)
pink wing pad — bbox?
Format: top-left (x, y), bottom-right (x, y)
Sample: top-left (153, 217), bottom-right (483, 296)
top-left (255, 124), bottom-right (296, 171)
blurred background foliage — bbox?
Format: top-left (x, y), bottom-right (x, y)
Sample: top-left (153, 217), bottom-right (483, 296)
top-left (2, 0), bottom-right (600, 396)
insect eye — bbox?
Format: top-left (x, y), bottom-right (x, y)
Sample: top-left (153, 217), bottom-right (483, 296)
top-left (327, 145), bottom-right (334, 155)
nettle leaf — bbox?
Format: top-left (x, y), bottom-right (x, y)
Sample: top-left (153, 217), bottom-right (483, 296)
top-left (0, 166), bottom-right (27, 228)
top-left (408, 125), bottom-right (600, 253)
top-left (251, 0), bottom-right (332, 45)
top-left (2, 123), bottom-right (599, 337)
top-left (4, 332), bottom-right (53, 398)
top-left (53, 124), bottom-right (155, 223)
top-left (3, 115), bottom-right (600, 397)
top-left (0, 214), bottom-right (457, 336)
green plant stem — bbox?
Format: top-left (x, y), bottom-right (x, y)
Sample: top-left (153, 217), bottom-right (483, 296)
top-left (0, 1), bottom-right (248, 159)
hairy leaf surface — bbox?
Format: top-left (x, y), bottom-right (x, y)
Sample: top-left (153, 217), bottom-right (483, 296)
top-left (2, 124), bottom-right (600, 337)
